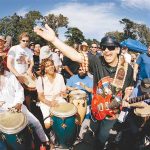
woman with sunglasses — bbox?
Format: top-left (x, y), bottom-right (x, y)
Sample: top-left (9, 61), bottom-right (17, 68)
top-left (34, 25), bottom-right (134, 149)
top-left (36, 58), bottom-right (66, 129)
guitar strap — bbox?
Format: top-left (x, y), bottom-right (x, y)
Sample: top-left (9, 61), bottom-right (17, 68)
top-left (112, 55), bottom-right (128, 89)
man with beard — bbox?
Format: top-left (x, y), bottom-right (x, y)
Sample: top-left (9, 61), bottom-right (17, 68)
top-left (66, 68), bottom-right (93, 139)
top-left (34, 24), bottom-right (134, 149)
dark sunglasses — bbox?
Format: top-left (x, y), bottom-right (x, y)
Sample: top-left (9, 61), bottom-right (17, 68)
top-left (101, 46), bottom-right (116, 51)
top-left (91, 46), bottom-right (97, 48)
top-left (22, 40), bottom-right (29, 43)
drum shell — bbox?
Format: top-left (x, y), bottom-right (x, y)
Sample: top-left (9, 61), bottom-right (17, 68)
top-left (0, 112), bottom-right (33, 150)
top-left (50, 103), bottom-right (77, 148)
top-left (0, 126), bottom-right (33, 150)
top-left (22, 73), bottom-right (36, 92)
top-left (51, 114), bottom-right (77, 148)
top-left (69, 90), bottom-right (87, 125)
top-left (134, 106), bottom-right (150, 118)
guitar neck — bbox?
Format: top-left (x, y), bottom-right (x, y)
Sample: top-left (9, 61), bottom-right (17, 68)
top-left (129, 93), bottom-right (150, 104)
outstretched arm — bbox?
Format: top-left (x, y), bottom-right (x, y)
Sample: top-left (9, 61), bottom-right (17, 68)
top-left (34, 24), bottom-right (83, 63)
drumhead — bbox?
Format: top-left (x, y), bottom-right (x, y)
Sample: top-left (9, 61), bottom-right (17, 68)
top-left (50, 103), bottom-right (77, 118)
top-left (23, 73), bottom-right (36, 89)
top-left (0, 112), bottom-right (28, 134)
top-left (69, 90), bottom-right (86, 99)
top-left (134, 106), bottom-right (150, 117)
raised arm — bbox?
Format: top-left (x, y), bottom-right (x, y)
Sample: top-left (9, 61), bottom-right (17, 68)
top-left (34, 24), bottom-right (83, 63)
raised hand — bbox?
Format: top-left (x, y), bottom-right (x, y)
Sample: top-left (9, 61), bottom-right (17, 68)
top-left (34, 24), bottom-right (56, 43)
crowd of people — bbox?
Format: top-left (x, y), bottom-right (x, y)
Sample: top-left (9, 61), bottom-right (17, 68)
top-left (0, 24), bottom-right (150, 150)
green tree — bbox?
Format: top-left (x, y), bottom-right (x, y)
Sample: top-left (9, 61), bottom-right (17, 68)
top-left (135, 24), bottom-right (150, 45)
top-left (0, 13), bottom-right (23, 44)
top-left (65, 27), bottom-right (85, 46)
top-left (20, 11), bottom-right (46, 45)
top-left (120, 18), bottom-right (137, 39)
top-left (43, 14), bottom-right (68, 36)
top-left (105, 31), bottom-right (124, 42)
top-left (0, 11), bottom-right (69, 46)
top-left (85, 39), bottom-right (100, 47)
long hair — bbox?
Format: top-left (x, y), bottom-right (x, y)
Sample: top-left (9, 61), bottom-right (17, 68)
top-left (40, 58), bottom-right (56, 76)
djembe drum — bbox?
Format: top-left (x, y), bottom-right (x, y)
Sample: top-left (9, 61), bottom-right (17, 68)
top-left (0, 111), bottom-right (33, 150)
top-left (50, 103), bottom-right (78, 149)
top-left (69, 90), bottom-right (87, 125)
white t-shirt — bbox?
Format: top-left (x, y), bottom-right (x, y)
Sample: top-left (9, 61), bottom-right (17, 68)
top-left (124, 53), bottom-right (131, 63)
top-left (8, 45), bottom-right (33, 74)
top-left (36, 73), bottom-right (66, 102)
top-left (0, 71), bottom-right (24, 110)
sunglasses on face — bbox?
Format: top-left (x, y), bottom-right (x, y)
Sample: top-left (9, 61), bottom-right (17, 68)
top-left (22, 40), bottom-right (29, 43)
top-left (101, 46), bottom-right (116, 51)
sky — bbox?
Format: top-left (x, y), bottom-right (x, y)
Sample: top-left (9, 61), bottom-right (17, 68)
top-left (0, 0), bottom-right (150, 41)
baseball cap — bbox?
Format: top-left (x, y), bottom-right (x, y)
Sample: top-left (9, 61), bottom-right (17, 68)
top-left (100, 36), bottom-right (120, 47)
top-left (140, 78), bottom-right (150, 93)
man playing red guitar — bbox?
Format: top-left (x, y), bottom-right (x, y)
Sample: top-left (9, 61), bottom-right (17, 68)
top-left (34, 24), bottom-right (134, 149)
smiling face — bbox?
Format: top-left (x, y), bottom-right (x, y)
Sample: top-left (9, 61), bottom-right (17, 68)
top-left (102, 46), bottom-right (120, 67)
top-left (45, 60), bottom-right (55, 75)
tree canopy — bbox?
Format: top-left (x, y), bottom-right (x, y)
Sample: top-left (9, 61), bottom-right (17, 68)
top-left (0, 11), bottom-right (68, 46)
top-left (106, 18), bottom-right (150, 46)
top-left (0, 11), bottom-right (150, 46)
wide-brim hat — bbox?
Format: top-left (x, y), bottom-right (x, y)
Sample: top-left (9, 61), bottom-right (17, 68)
top-left (0, 36), bottom-right (6, 42)
top-left (81, 42), bottom-right (88, 47)
top-left (140, 78), bottom-right (150, 93)
top-left (100, 36), bottom-right (120, 47)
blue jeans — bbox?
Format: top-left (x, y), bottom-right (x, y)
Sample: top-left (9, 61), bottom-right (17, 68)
top-left (98, 119), bottom-right (117, 144)
top-left (0, 141), bottom-right (7, 150)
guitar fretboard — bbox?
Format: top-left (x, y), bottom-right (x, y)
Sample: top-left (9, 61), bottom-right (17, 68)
top-left (129, 94), bottom-right (150, 104)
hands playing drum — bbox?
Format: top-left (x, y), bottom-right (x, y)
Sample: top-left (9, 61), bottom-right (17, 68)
top-left (45, 92), bottom-right (68, 107)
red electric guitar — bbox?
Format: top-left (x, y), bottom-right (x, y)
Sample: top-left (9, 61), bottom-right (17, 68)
top-left (91, 93), bottom-right (150, 121)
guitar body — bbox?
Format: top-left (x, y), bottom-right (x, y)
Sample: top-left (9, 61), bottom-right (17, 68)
top-left (91, 94), bottom-right (114, 120)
